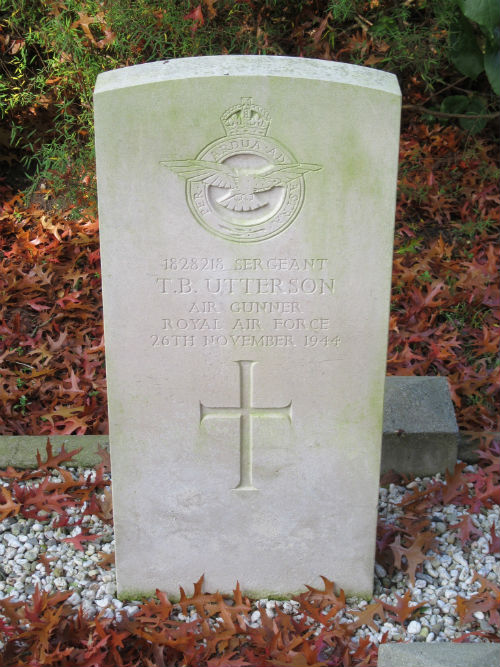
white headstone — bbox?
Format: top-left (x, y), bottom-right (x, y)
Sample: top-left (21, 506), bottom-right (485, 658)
top-left (94, 56), bottom-right (401, 599)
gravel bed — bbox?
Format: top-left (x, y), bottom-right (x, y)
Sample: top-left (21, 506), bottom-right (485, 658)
top-left (1, 465), bottom-right (499, 645)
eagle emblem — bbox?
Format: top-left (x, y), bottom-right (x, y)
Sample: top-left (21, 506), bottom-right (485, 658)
top-left (160, 98), bottom-right (322, 243)
top-left (160, 159), bottom-right (321, 213)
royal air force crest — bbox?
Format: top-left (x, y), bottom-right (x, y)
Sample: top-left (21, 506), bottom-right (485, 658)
top-left (160, 97), bottom-right (321, 243)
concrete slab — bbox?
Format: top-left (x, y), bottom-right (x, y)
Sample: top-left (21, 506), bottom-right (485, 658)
top-left (378, 642), bottom-right (500, 667)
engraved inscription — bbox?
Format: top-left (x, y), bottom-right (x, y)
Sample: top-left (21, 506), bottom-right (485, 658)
top-left (162, 258), bottom-right (329, 271)
top-left (203, 278), bottom-right (335, 295)
top-left (200, 360), bottom-right (292, 491)
top-left (162, 318), bottom-right (222, 330)
top-left (155, 276), bottom-right (335, 295)
top-left (150, 256), bottom-right (343, 350)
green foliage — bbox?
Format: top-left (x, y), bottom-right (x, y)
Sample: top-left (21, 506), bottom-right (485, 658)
top-left (13, 394), bottom-right (29, 415)
top-left (441, 0), bottom-right (500, 132)
top-left (0, 0), bottom-right (257, 198)
top-left (364, 0), bottom-right (458, 90)
top-left (326, 0), bottom-right (360, 23)
top-left (441, 94), bottom-right (489, 132)
top-left (452, 0), bottom-right (500, 93)
top-left (0, 0), bottom-right (498, 200)
top-left (458, 0), bottom-right (500, 31)
top-left (450, 14), bottom-right (485, 79)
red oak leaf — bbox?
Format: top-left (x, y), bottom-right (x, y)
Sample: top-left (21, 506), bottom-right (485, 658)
top-left (61, 532), bottom-right (101, 551)
top-left (184, 5), bottom-right (204, 33)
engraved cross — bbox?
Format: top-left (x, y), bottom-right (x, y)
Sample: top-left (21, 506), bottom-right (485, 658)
top-left (200, 360), bottom-right (292, 491)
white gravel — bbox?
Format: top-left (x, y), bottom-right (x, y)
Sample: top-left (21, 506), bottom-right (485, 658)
top-left (0, 464), bottom-right (499, 645)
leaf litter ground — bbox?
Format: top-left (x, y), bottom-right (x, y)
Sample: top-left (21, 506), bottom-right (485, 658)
top-left (0, 438), bottom-right (498, 665)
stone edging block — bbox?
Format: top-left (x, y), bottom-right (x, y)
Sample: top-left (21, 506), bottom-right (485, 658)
top-left (382, 376), bottom-right (458, 475)
top-left (378, 641), bottom-right (500, 666)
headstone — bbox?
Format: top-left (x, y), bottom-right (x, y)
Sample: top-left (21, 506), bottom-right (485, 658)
top-left (382, 376), bottom-right (458, 475)
top-left (378, 642), bottom-right (500, 667)
top-left (94, 56), bottom-right (401, 599)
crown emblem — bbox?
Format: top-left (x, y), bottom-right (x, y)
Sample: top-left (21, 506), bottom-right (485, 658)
top-left (221, 97), bottom-right (271, 137)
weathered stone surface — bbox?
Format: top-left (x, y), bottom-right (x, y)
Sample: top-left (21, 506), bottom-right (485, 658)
top-left (94, 55), bottom-right (401, 598)
top-left (378, 642), bottom-right (500, 667)
top-left (381, 376), bottom-right (458, 475)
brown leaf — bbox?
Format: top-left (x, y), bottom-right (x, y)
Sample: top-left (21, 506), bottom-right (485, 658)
top-left (312, 12), bottom-right (332, 45)
top-left (184, 5), bottom-right (204, 33)
top-left (442, 462), bottom-right (468, 504)
top-left (364, 54), bottom-right (383, 65)
top-left (96, 443), bottom-right (111, 472)
top-left (379, 591), bottom-right (426, 624)
top-left (71, 11), bottom-right (105, 45)
top-left (0, 486), bottom-right (21, 520)
top-left (348, 600), bottom-right (385, 632)
top-left (488, 522), bottom-right (500, 554)
top-left (450, 514), bottom-right (482, 545)
top-left (36, 438), bottom-right (82, 470)
top-left (97, 550), bottom-right (115, 569)
top-left (39, 553), bottom-right (55, 575)
top-left (202, 0), bottom-right (217, 19)
top-left (95, 487), bottom-right (113, 522)
top-left (61, 532), bottom-right (101, 551)
top-left (389, 532), bottom-right (435, 585)
top-left (178, 574), bottom-right (219, 617)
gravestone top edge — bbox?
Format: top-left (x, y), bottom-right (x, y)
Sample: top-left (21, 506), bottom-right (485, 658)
top-left (94, 55), bottom-right (401, 97)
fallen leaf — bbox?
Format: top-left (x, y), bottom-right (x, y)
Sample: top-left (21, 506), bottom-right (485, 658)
top-left (61, 532), bottom-right (101, 551)
top-left (184, 5), bottom-right (204, 33)
top-left (0, 486), bottom-right (21, 520)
